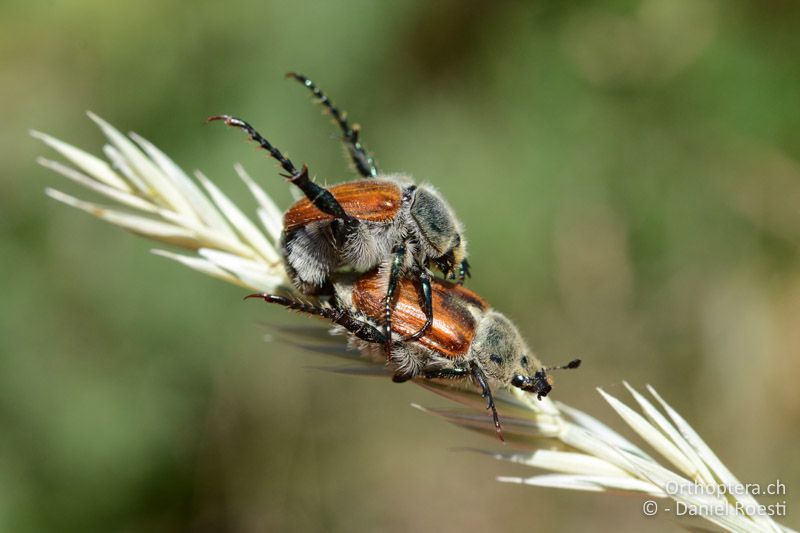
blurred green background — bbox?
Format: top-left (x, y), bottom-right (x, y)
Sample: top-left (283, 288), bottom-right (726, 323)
top-left (2, 0), bottom-right (798, 531)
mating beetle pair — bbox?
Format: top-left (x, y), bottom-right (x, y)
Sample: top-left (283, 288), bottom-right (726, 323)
top-left (210, 73), bottom-right (468, 351)
top-left (213, 73), bottom-right (579, 440)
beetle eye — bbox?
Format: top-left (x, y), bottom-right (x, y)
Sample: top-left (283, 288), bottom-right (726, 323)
top-left (511, 375), bottom-right (526, 388)
top-left (489, 354), bottom-right (503, 365)
top-left (520, 356), bottom-right (529, 368)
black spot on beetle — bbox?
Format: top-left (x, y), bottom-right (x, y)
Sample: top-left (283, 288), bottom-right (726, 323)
top-left (490, 354), bottom-right (503, 365)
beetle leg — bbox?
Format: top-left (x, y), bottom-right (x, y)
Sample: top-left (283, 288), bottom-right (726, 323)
top-left (422, 367), bottom-right (470, 379)
top-left (470, 362), bottom-right (504, 442)
top-left (420, 364), bottom-right (504, 441)
top-left (458, 258), bottom-right (471, 285)
top-left (384, 245), bottom-right (406, 355)
top-left (245, 294), bottom-right (386, 345)
top-left (286, 72), bottom-right (379, 178)
top-left (287, 165), bottom-right (353, 221)
top-left (402, 267), bottom-right (433, 342)
top-left (208, 115), bottom-right (353, 221)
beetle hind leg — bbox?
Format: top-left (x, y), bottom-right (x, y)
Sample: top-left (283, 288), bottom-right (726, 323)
top-left (209, 115), bottom-right (352, 222)
top-left (287, 72), bottom-right (379, 178)
top-left (247, 293), bottom-right (386, 345)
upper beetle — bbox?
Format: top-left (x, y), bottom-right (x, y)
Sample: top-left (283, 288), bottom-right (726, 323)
top-left (248, 268), bottom-right (580, 441)
top-left (211, 73), bottom-right (469, 348)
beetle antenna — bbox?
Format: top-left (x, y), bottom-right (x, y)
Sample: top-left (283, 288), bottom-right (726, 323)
top-left (286, 72), bottom-right (379, 178)
top-left (545, 358), bottom-right (582, 372)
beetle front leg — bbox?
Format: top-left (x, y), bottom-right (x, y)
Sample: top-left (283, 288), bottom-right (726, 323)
top-left (469, 361), bottom-right (504, 441)
top-left (420, 364), bottom-right (504, 442)
top-left (458, 258), bottom-right (471, 285)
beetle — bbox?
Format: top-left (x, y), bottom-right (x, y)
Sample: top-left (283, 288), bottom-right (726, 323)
top-left (246, 269), bottom-right (580, 441)
top-left (210, 73), bottom-right (470, 350)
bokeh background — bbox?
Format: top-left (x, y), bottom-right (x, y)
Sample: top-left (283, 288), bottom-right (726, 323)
top-left (2, 1), bottom-right (798, 531)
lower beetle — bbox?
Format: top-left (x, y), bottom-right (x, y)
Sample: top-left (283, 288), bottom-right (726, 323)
top-left (247, 269), bottom-right (580, 441)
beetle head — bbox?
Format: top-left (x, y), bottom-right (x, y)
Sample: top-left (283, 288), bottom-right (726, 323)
top-left (410, 186), bottom-right (467, 278)
top-left (511, 359), bottom-right (582, 399)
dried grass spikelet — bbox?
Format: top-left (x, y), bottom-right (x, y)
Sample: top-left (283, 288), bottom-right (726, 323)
top-left (32, 112), bottom-right (288, 292)
top-left (33, 115), bottom-right (794, 533)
